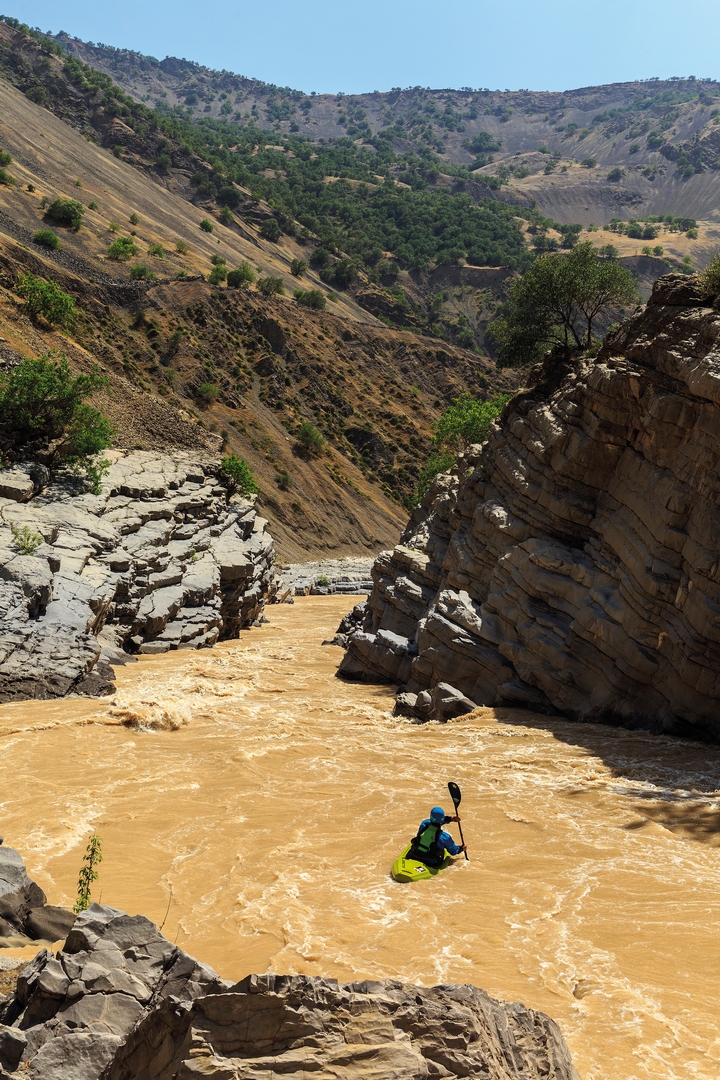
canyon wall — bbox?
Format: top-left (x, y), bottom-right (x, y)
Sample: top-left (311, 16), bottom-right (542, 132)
top-left (0, 450), bottom-right (275, 701)
top-left (339, 274), bottom-right (720, 739)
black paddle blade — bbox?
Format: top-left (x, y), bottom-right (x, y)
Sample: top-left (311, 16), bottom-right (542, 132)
top-left (448, 782), bottom-right (462, 809)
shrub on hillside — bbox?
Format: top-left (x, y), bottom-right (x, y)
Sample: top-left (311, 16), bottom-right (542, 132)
top-left (219, 206), bottom-right (234, 225)
top-left (290, 258), bottom-right (307, 277)
top-left (210, 254), bottom-right (226, 266)
top-left (199, 219), bottom-right (214, 233)
top-left (176, 240), bottom-right (189, 254)
top-left (0, 151), bottom-right (11, 167)
top-left (16, 273), bottom-right (76, 328)
top-left (130, 264), bottom-right (155, 280)
top-left (107, 237), bottom-right (139, 261)
top-left (0, 167), bottom-right (16, 186)
top-left (0, 353), bottom-right (112, 489)
top-left (295, 421), bottom-right (325, 456)
top-left (257, 276), bottom-right (284, 296)
top-left (294, 288), bottom-right (326, 310)
top-left (607, 167), bottom-right (623, 182)
top-left (219, 453), bottom-right (259, 496)
top-left (147, 242), bottom-right (165, 258)
top-left (208, 265), bottom-right (228, 285)
top-left (699, 253), bottom-right (720, 296)
top-left (46, 198), bottom-right (85, 230)
top-left (260, 218), bottom-right (281, 242)
top-left (227, 262), bottom-right (255, 288)
top-left (33, 229), bottom-right (60, 250)
top-left (195, 382), bottom-right (219, 406)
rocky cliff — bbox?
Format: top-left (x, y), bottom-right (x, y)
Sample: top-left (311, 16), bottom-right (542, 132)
top-left (0, 449), bottom-right (275, 701)
top-left (0, 903), bottom-right (580, 1080)
top-left (339, 274), bottom-right (720, 739)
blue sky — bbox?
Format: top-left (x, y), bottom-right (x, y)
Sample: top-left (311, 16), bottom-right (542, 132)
top-left (5, 0), bottom-right (720, 94)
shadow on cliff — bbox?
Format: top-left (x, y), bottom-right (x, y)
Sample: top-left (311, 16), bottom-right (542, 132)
top-left (490, 708), bottom-right (720, 846)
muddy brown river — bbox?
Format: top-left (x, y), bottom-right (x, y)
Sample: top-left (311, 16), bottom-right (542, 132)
top-left (1, 596), bottom-right (719, 1079)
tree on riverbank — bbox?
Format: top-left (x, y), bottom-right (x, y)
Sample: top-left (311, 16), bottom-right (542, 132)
top-left (416, 392), bottom-right (510, 500)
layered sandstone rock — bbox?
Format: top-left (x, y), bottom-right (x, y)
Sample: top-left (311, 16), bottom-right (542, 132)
top-left (0, 905), bottom-right (579, 1080)
top-left (338, 275), bottom-right (720, 738)
top-left (0, 450), bottom-right (275, 701)
top-left (0, 843), bottom-right (74, 943)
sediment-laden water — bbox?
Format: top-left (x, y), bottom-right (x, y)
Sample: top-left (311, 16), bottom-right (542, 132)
top-left (1, 596), bottom-right (719, 1080)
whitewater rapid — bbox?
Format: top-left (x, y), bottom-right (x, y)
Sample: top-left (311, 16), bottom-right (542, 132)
top-left (1, 596), bottom-right (719, 1080)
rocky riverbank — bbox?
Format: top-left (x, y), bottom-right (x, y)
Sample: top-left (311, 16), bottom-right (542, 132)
top-left (0, 449), bottom-right (275, 701)
top-left (0, 898), bottom-right (580, 1080)
top-left (338, 274), bottom-right (720, 738)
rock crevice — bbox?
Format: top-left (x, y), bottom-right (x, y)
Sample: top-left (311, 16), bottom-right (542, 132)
top-left (338, 276), bottom-right (720, 738)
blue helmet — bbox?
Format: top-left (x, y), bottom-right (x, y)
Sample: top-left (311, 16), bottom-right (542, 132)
top-left (430, 806), bottom-right (445, 822)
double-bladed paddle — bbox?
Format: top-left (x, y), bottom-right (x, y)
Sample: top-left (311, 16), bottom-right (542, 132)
top-left (448, 781), bottom-right (469, 861)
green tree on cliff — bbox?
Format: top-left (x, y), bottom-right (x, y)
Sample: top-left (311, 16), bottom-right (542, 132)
top-left (488, 242), bottom-right (638, 366)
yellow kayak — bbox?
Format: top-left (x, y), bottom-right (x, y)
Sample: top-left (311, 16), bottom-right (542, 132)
top-left (391, 844), bottom-right (452, 883)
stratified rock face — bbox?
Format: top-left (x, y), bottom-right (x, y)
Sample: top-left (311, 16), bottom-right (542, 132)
top-left (0, 450), bottom-right (275, 701)
top-left (0, 843), bottom-right (74, 943)
top-left (0, 905), bottom-right (580, 1080)
top-left (338, 275), bottom-right (720, 738)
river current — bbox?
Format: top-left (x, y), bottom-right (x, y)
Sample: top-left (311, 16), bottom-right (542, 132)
top-left (1, 596), bottom-right (719, 1080)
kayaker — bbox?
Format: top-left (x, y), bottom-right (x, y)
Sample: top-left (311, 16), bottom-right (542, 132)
top-left (409, 805), bottom-right (466, 868)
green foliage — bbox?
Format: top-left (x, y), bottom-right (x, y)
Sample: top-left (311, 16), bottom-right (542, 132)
top-left (699, 253), bottom-right (720, 295)
top-left (73, 835), bottom-right (102, 914)
top-left (219, 205), bottom-right (234, 225)
top-left (46, 198), bottom-right (85, 230)
top-left (0, 151), bottom-right (11, 166)
top-left (33, 229), bottom-right (61, 250)
top-left (686, 228), bottom-right (698, 239)
top-left (16, 273), bottom-right (76, 328)
top-left (176, 240), bottom-right (189, 254)
top-left (607, 167), bottom-right (623, 182)
top-left (208, 264), bottom-right (228, 285)
top-left (580, 157), bottom-right (597, 168)
top-left (199, 218), bottom-right (214, 233)
top-left (260, 218), bottom-right (281, 242)
top-left (129, 212), bottom-right (139, 225)
top-left (227, 262), bottom-right (256, 288)
top-left (296, 421), bottom-right (325, 455)
top-left (108, 222), bottom-right (121, 233)
top-left (488, 242), bottom-right (639, 365)
top-left (257, 276), bottom-right (285, 296)
top-left (210, 253), bottom-right (226, 265)
top-left (276, 469), bottom-right (292, 490)
top-left (0, 167), bottom-right (17, 186)
top-left (107, 237), bottom-right (139, 261)
top-left (629, 142), bottom-right (640, 154)
top-left (195, 381), bottom-right (219, 405)
top-left (10, 523), bottom-right (43, 555)
top-left (0, 354), bottom-right (112, 479)
top-left (416, 450), bottom-right (455, 501)
top-left (219, 453), bottom-right (259, 495)
top-left (290, 258), bottom-right (308, 277)
top-left (433, 393), bottom-right (512, 453)
top-left (147, 242), bottom-right (165, 258)
top-left (294, 288), bottom-right (326, 310)
top-left (130, 263), bottom-right (155, 280)
top-left (316, 574), bottom-right (330, 587)
top-left (88, 200), bottom-right (98, 210)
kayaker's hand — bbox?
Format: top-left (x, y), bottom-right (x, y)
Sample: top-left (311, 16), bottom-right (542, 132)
top-left (451, 814), bottom-right (460, 823)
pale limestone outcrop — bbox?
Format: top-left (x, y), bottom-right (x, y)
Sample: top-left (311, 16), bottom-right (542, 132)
top-left (0, 904), bottom-right (580, 1080)
top-left (338, 275), bottom-right (720, 738)
top-left (0, 450), bottom-right (275, 701)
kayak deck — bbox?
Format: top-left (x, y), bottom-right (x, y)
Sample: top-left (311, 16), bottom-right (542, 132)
top-left (391, 844), bottom-right (451, 883)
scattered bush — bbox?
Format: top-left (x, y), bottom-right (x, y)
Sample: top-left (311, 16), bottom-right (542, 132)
top-left (219, 205), bottom-right (234, 225)
top-left (195, 382), bottom-right (219, 406)
top-left (699, 253), bottom-right (720, 295)
top-left (294, 288), bottom-right (326, 310)
top-left (219, 453), bottom-right (259, 496)
top-left (0, 151), bottom-right (11, 166)
top-left (74, 835), bottom-right (102, 914)
top-left (296, 421), bottom-right (325, 455)
top-left (0, 353), bottom-right (112, 484)
top-left (147, 242), bottom-right (165, 258)
top-left (629, 143), bottom-right (640, 154)
top-left (598, 243), bottom-right (619, 258)
top-left (227, 262), bottom-right (255, 288)
top-left (199, 218), bottom-right (214, 233)
top-left (0, 167), bottom-right (17, 186)
top-left (607, 167), bottom-right (623, 182)
top-left (257, 276), bottom-right (285, 296)
top-left (130, 264), bottom-right (155, 281)
top-left (10, 523), bottom-right (43, 556)
top-left (290, 258), bottom-right (308, 277)
top-left (88, 200), bottom-right (98, 210)
top-left (33, 229), bottom-right (60, 250)
top-left (210, 253), bottom-right (226, 266)
top-left (208, 264), bottom-right (228, 285)
top-left (46, 198), bottom-right (85, 230)
top-left (260, 218), bottom-right (281, 242)
top-left (580, 157), bottom-right (597, 169)
top-left (129, 212), bottom-right (139, 225)
top-left (276, 469), bottom-right (292, 490)
top-left (107, 237), bottom-right (139, 261)
top-left (686, 228), bottom-right (698, 239)
top-left (176, 240), bottom-right (189, 254)
top-left (316, 574), bottom-right (330, 587)
top-left (108, 222), bottom-right (121, 233)
top-left (16, 273), bottom-right (76, 327)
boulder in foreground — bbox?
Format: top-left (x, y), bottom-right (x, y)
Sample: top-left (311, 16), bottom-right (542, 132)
top-left (0, 904), bottom-right (580, 1079)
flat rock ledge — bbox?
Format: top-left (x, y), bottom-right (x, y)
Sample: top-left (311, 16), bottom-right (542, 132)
top-left (0, 450), bottom-right (276, 702)
top-left (337, 275), bottom-right (720, 738)
top-left (0, 904), bottom-right (580, 1080)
